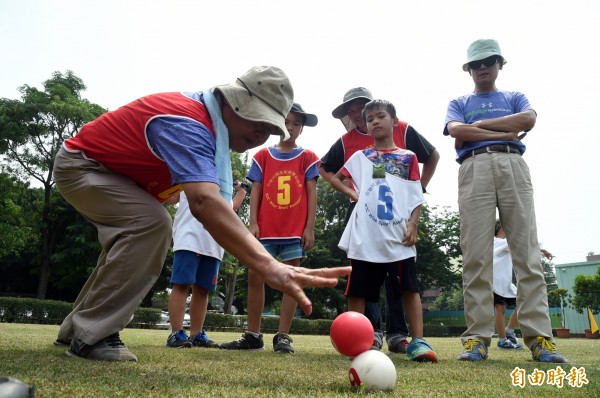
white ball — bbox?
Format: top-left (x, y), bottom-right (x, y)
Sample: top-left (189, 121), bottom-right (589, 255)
top-left (349, 350), bottom-right (397, 391)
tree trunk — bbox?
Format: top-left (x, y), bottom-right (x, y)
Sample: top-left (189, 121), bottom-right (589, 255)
top-left (36, 261), bottom-right (51, 299)
top-left (223, 260), bottom-right (240, 315)
top-left (36, 183), bottom-right (53, 299)
top-left (141, 289), bottom-right (154, 307)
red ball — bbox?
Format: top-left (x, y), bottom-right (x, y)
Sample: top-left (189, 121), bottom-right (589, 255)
top-left (330, 311), bottom-right (374, 358)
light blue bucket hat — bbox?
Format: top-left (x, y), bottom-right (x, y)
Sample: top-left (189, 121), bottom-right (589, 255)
top-left (462, 39), bottom-right (507, 71)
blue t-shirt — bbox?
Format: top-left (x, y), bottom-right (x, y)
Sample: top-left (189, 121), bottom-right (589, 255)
top-left (145, 91), bottom-right (220, 187)
top-left (444, 90), bottom-right (533, 161)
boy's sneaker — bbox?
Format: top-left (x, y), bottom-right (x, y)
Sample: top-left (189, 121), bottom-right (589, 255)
top-left (505, 328), bottom-right (519, 345)
top-left (370, 332), bottom-right (383, 351)
top-left (530, 337), bottom-right (569, 363)
top-left (406, 338), bottom-right (438, 363)
top-left (220, 332), bottom-right (264, 350)
top-left (386, 334), bottom-right (409, 354)
top-left (67, 333), bottom-right (137, 362)
top-left (457, 339), bottom-right (488, 361)
top-left (497, 338), bottom-right (523, 349)
top-left (191, 330), bottom-right (219, 348)
top-left (166, 330), bottom-right (192, 348)
top-left (273, 332), bottom-right (294, 354)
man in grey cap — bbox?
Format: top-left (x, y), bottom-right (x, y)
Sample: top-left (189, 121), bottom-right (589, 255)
top-left (444, 39), bottom-right (568, 363)
top-left (53, 66), bottom-right (351, 362)
top-left (320, 87), bottom-right (439, 353)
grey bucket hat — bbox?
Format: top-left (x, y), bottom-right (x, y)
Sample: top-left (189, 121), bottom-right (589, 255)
top-left (462, 39), bottom-right (507, 72)
top-left (331, 87), bottom-right (373, 119)
top-left (290, 102), bottom-right (318, 127)
top-left (214, 66), bottom-right (294, 140)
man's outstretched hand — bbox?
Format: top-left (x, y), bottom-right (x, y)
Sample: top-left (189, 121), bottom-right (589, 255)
top-left (263, 264), bottom-right (351, 316)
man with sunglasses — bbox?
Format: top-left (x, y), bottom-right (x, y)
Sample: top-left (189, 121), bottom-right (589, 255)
top-left (444, 39), bottom-right (568, 363)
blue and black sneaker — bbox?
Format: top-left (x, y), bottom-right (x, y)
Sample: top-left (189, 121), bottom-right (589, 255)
top-left (191, 330), bottom-right (219, 348)
top-left (166, 330), bottom-right (192, 348)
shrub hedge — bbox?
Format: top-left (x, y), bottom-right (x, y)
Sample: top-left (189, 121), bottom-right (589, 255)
top-left (0, 297), bottom-right (71, 325)
top-left (0, 297), bottom-right (468, 336)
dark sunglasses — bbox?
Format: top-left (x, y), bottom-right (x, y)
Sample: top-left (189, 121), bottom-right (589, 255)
top-left (468, 56), bottom-right (500, 70)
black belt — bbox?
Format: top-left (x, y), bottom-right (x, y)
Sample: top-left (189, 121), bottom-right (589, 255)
top-left (458, 144), bottom-right (521, 164)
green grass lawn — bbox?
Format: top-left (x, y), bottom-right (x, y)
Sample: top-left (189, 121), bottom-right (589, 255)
top-left (1, 323), bottom-right (598, 397)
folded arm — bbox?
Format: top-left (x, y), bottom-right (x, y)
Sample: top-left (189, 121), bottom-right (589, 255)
top-left (447, 110), bottom-right (536, 147)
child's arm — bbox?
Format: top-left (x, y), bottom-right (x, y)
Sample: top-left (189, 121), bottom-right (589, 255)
top-left (402, 205), bottom-right (421, 247)
top-left (540, 248), bottom-right (554, 260)
top-left (330, 170), bottom-right (358, 202)
top-left (248, 181), bottom-right (262, 238)
top-left (302, 178), bottom-right (317, 251)
top-left (232, 181), bottom-right (247, 211)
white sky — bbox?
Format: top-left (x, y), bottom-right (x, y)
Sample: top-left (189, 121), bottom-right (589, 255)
top-left (1, 0), bottom-right (599, 264)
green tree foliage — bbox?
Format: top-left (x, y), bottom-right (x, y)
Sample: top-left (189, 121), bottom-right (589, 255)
top-left (429, 286), bottom-right (464, 311)
top-left (0, 173), bottom-right (41, 296)
top-left (414, 205), bottom-right (462, 291)
top-left (571, 266), bottom-right (600, 314)
top-left (0, 71), bottom-right (106, 298)
top-left (0, 173), bottom-right (37, 258)
top-left (216, 152), bottom-right (251, 314)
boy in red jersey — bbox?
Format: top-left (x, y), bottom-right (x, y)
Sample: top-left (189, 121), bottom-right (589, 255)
top-left (330, 99), bottom-right (437, 363)
top-left (52, 67), bottom-right (350, 362)
top-left (221, 103), bottom-right (320, 354)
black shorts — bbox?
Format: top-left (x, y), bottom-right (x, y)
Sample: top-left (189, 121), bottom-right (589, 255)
top-left (345, 257), bottom-right (419, 302)
top-left (493, 292), bottom-right (516, 308)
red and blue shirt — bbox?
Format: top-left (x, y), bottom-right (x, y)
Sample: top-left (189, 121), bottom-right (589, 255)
top-left (64, 92), bottom-right (217, 202)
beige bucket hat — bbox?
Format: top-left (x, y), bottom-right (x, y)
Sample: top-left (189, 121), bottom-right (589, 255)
top-left (215, 66), bottom-right (294, 140)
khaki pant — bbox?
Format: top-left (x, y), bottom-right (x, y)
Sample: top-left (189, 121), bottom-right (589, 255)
top-left (458, 152), bottom-right (553, 349)
top-left (53, 147), bottom-right (172, 346)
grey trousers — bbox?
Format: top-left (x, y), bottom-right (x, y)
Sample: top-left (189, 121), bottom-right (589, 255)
top-left (458, 151), bottom-right (553, 348)
top-left (53, 147), bottom-right (172, 346)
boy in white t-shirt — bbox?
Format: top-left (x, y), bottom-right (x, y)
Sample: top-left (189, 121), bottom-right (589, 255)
top-left (330, 99), bottom-right (437, 363)
top-left (165, 183), bottom-right (247, 348)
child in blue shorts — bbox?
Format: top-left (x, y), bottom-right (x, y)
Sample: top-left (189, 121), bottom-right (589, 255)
top-left (220, 103), bottom-right (320, 354)
top-left (166, 184), bottom-right (247, 348)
